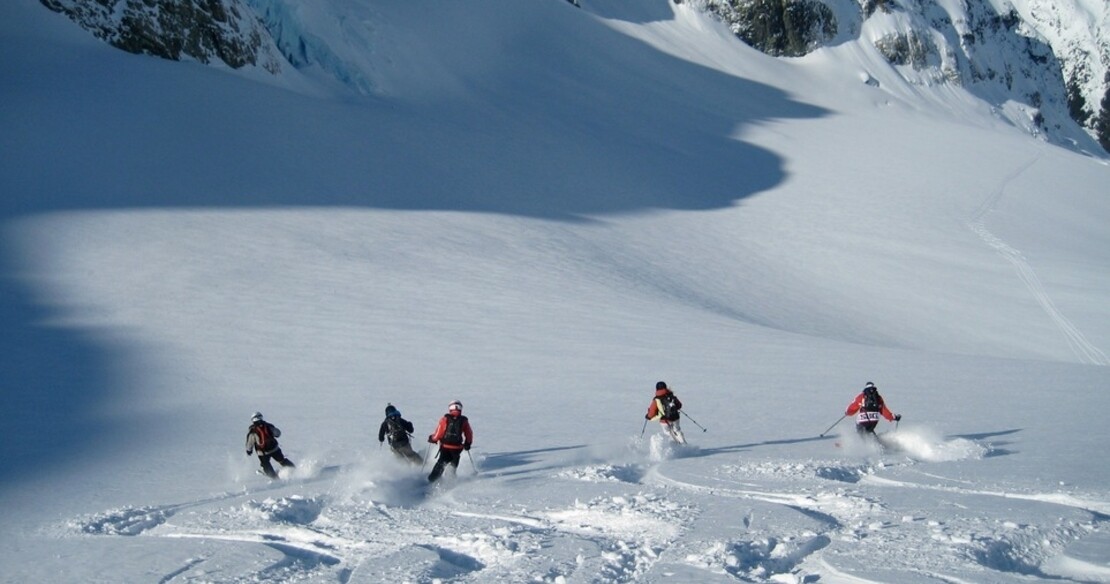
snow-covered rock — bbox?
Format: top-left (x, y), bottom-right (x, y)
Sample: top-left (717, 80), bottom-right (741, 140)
top-left (40, 0), bottom-right (284, 72)
top-left (692, 0), bottom-right (1109, 151)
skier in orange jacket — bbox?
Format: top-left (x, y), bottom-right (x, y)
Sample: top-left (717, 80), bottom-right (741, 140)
top-left (845, 382), bottom-right (901, 435)
top-left (427, 400), bottom-right (473, 483)
top-left (645, 381), bottom-right (686, 444)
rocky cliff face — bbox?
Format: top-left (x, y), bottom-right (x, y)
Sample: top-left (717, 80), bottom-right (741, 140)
top-left (41, 0), bottom-right (284, 73)
top-left (700, 0), bottom-right (837, 57)
top-left (692, 0), bottom-right (1109, 152)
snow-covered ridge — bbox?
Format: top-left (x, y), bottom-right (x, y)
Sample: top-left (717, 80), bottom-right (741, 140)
top-left (36, 0), bottom-right (1110, 152)
top-left (690, 0), bottom-right (1109, 152)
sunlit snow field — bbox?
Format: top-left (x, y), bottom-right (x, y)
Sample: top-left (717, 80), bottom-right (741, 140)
top-left (2, 0), bottom-right (1109, 582)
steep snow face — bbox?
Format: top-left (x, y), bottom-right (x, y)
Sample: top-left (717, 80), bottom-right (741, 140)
top-left (686, 0), bottom-right (1109, 152)
top-left (1008, 0), bottom-right (1110, 148)
top-left (866, 0), bottom-right (1087, 147)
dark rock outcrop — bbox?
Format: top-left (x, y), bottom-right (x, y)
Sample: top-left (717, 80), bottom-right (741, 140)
top-left (41, 0), bottom-right (283, 72)
top-left (701, 0), bottom-right (836, 57)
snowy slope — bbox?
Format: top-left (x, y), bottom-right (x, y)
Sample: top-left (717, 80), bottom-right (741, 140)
top-left (2, 0), bottom-right (1109, 583)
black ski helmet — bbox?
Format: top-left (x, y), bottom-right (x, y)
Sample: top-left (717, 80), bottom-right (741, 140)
top-left (385, 404), bottom-right (398, 417)
top-left (656, 381), bottom-right (667, 390)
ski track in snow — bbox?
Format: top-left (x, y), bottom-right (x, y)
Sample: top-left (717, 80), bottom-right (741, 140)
top-left (60, 432), bottom-right (1110, 583)
top-left (968, 154), bottom-right (1109, 366)
top-left (862, 474), bottom-right (1110, 517)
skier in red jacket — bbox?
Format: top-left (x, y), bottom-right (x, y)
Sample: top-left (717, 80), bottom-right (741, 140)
top-left (645, 381), bottom-right (686, 444)
top-left (844, 382), bottom-right (901, 436)
top-left (427, 400), bottom-right (473, 483)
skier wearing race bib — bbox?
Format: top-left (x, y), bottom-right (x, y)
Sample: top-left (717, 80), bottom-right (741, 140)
top-left (844, 382), bottom-right (901, 435)
top-left (378, 403), bottom-right (423, 465)
top-left (645, 381), bottom-right (686, 444)
top-left (427, 400), bottom-right (473, 483)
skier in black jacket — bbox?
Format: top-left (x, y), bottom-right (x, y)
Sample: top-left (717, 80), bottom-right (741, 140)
top-left (245, 412), bottom-right (295, 478)
top-left (378, 404), bottom-right (423, 464)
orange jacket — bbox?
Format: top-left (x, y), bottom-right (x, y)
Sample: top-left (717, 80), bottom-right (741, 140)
top-left (845, 392), bottom-right (895, 422)
top-left (428, 412), bottom-right (473, 451)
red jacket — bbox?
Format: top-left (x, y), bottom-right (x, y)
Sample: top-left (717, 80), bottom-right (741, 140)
top-left (646, 388), bottom-right (682, 422)
top-left (428, 412), bottom-right (473, 451)
top-left (845, 392), bottom-right (895, 422)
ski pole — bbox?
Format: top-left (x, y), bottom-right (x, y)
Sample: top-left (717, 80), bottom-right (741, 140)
top-left (466, 449), bottom-right (480, 474)
top-left (640, 417), bottom-right (648, 438)
top-left (820, 415), bottom-right (846, 437)
top-left (681, 411), bottom-right (707, 432)
top-left (421, 444), bottom-right (431, 472)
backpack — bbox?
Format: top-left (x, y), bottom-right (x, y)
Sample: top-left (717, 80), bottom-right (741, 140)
top-left (862, 388), bottom-right (882, 412)
top-left (441, 415), bottom-right (466, 446)
top-left (385, 416), bottom-right (410, 446)
top-left (254, 423), bottom-right (276, 451)
top-left (658, 393), bottom-right (681, 421)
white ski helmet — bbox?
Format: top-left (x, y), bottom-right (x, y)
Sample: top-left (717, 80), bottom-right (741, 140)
top-left (251, 411), bottom-right (264, 423)
top-left (448, 400), bottom-right (462, 413)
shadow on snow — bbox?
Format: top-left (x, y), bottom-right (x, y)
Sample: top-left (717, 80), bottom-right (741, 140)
top-left (0, 0), bottom-right (827, 490)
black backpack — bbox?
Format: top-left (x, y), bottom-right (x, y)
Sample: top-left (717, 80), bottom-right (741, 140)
top-left (862, 388), bottom-right (882, 412)
top-left (441, 415), bottom-right (467, 446)
top-left (659, 393), bottom-right (681, 421)
top-left (385, 417), bottom-right (410, 446)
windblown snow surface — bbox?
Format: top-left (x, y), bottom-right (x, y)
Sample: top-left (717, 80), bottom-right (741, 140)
top-left (2, 0), bottom-right (1109, 583)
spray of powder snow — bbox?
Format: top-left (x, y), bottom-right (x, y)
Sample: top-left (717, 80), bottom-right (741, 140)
top-left (836, 426), bottom-right (987, 462)
top-left (326, 453), bottom-right (438, 507)
top-left (634, 433), bottom-right (700, 462)
top-left (883, 426), bottom-right (987, 461)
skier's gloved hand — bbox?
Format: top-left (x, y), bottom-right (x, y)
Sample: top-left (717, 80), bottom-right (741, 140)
top-left (645, 414), bottom-right (651, 420)
top-left (246, 450), bottom-right (252, 456)
top-left (428, 435), bottom-right (435, 443)
top-left (894, 414), bottom-right (902, 421)
top-left (463, 443), bottom-right (471, 451)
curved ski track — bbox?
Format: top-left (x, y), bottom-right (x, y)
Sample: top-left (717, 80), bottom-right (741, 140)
top-left (967, 153), bottom-right (1108, 366)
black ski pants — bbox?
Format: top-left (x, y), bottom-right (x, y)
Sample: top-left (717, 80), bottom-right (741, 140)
top-left (259, 448), bottom-right (295, 478)
top-left (428, 448), bottom-right (462, 483)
